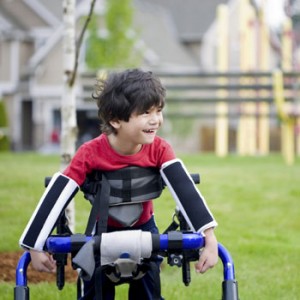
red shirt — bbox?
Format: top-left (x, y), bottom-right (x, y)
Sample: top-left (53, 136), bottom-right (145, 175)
top-left (63, 134), bottom-right (176, 227)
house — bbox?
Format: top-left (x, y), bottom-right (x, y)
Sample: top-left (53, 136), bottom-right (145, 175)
top-left (0, 0), bottom-right (226, 151)
top-left (0, 0), bottom-right (297, 152)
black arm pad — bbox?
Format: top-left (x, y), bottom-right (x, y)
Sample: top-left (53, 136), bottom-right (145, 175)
top-left (160, 159), bottom-right (217, 233)
top-left (19, 173), bottom-right (79, 251)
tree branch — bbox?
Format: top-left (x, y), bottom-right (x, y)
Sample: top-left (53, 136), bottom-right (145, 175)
top-left (69, 0), bottom-right (97, 87)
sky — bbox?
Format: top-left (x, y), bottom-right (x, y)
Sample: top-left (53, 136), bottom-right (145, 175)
top-left (254, 0), bottom-right (287, 28)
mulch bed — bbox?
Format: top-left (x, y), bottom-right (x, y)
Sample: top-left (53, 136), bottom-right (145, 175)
top-left (0, 251), bottom-right (77, 283)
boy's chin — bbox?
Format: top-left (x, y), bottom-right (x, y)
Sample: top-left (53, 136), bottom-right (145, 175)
top-left (143, 137), bottom-right (155, 144)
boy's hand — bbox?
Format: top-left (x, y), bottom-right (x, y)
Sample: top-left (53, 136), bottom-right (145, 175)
top-left (29, 249), bottom-right (57, 273)
top-left (195, 228), bottom-right (218, 274)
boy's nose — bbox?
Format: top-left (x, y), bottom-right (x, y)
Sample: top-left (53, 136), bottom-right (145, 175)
top-left (150, 113), bottom-right (161, 124)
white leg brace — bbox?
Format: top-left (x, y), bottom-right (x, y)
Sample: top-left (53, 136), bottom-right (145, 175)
top-left (19, 172), bottom-right (79, 251)
top-left (101, 230), bottom-right (153, 266)
top-left (160, 159), bottom-right (217, 234)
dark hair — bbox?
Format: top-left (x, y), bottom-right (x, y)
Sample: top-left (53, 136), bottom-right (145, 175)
top-left (92, 69), bottom-right (166, 134)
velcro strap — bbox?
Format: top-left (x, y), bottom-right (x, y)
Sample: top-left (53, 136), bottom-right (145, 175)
top-left (167, 231), bottom-right (183, 250)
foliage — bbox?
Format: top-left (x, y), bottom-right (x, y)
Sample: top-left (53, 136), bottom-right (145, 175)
top-left (85, 0), bottom-right (142, 69)
top-left (0, 100), bottom-right (10, 151)
top-left (1, 153), bottom-right (300, 299)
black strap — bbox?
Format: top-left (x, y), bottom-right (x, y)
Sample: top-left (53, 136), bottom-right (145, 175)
top-left (84, 182), bottom-right (101, 235)
top-left (105, 166), bottom-right (158, 180)
top-left (85, 174), bottom-right (111, 235)
top-left (97, 175), bottom-right (110, 235)
top-left (94, 265), bottom-right (103, 300)
top-left (94, 235), bottom-right (103, 300)
top-left (167, 231), bottom-right (183, 250)
top-left (85, 175), bottom-right (111, 300)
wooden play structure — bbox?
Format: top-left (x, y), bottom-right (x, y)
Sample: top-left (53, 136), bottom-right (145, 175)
top-left (160, 1), bottom-right (300, 165)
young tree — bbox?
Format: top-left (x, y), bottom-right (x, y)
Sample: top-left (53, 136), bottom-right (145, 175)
top-left (61, 0), bottom-right (137, 229)
top-left (85, 0), bottom-right (141, 69)
top-left (61, 0), bottom-right (96, 230)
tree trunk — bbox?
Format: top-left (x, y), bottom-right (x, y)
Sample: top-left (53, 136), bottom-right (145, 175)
top-left (61, 0), bottom-right (77, 231)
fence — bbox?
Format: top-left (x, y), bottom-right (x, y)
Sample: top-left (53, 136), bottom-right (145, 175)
top-left (157, 70), bottom-right (300, 164)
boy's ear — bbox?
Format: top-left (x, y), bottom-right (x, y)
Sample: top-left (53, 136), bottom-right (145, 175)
top-left (109, 119), bottom-right (121, 130)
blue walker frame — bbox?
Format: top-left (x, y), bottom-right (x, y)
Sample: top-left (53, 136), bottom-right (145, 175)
top-left (14, 173), bottom-right (239, 300)
top-left (14, 233), bottom-right (239, 299)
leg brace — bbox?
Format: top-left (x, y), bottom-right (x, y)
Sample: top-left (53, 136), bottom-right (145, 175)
top-left (19, 172), bottom-right (79, 251)
top-left (160, 159), bottom-right (217, 234)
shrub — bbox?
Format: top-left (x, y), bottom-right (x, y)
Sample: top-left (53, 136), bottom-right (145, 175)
top-left (0, 100), bottom-right (10, 151)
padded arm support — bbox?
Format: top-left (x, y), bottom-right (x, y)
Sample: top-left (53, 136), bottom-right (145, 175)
top-left (19, 173), bottom-right (79, 251)
top-left (160, 159), bottom-right (217, 234)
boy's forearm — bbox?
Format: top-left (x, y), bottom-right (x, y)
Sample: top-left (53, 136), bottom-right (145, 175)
top-left (203, 227), bottom-right (217, 246)
top-left (160, 159), bottom-right (217, 233)
top-left (203, 227), bottom-right (215, 237)
top-left (19, 173), bottom-right (79, 251)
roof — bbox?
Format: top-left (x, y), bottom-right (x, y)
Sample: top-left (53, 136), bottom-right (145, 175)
top-left (139, 0), bottom-right (228, 42)
top-left (0, 0), bottom-right (223, 71)
top-left (133, 0), bottom-right (199, 70)
top-left (0, 0), bottom-right (61, 40)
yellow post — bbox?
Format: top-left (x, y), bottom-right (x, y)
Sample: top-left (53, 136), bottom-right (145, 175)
top-left (237, 0), bottom-right (256, 155)
top-left (245, 6), bottom-right (257, 155)
top-left (273, 69), bottom-right (294, 165)
top-left (257, 3), bottom-right (270, 155)
top-left (297, 116), bottom-right (300, 157)
top-left (215, 4), bottom-right (229, 157)
top-left (237, 0), bottom-right (248, 155)
top-left (281, 19), bottom-right (295, 165)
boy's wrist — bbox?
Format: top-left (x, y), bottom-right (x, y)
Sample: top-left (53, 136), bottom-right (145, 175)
top-left (203, 227), bottom-right (215, 239)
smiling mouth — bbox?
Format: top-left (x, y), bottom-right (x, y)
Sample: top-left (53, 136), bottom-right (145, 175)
top-left (143, 129), bottom-right (156, 134)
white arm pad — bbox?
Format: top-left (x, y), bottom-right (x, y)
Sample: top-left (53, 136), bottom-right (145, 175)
top-left (160, 159), bottom-right (217, 234)
top-left (19, 172), bottom-right (79, 251)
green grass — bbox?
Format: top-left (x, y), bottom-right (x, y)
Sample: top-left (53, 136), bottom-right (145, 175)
top-left (1, 152), bottom-right (300, 299)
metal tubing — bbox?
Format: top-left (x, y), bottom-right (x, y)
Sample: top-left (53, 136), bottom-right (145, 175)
top-left (14, 252), bottom-right (31, 300)
top-left (222, 280), bottom-right (239, 300)
top-left (159, 233), bottom-right (205, 250)
top-left (15, 252), bottom-right (31, 286)
top-left (46, 236), bottom-right (91, 253)
top-left (218, 243), bottom-right (236, 281)
top-left (46, 233), bottom-right (205, 253)
top-left (14, 286), bottom-right (29, 300)
top-left (218, 244), bottom-right (239, 299)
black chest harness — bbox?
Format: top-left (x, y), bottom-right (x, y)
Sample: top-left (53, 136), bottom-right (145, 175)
top-left (75, 166), bottom-right (164, 298)
top-left (81, 166), bottom-right (163, 235)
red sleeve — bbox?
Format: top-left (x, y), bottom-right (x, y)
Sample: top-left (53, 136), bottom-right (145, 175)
top-left (156, 137), bottom-right (176, 166)
top-left (63, 143), bottom-right (93, 185)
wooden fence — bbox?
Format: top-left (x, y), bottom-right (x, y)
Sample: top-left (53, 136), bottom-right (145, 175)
top-left (157, 70), bottom-right (300, 164)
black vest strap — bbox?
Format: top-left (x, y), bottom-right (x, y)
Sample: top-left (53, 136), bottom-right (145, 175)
top-left (84, 175), bottom-right (110, 236)
top-left (84, 175), bottom-right (110, 300)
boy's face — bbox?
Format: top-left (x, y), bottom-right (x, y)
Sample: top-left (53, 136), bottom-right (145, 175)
top-left (109, 105), bottom-right (163, 154)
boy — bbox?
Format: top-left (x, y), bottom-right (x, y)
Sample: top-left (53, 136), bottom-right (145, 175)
top-left (20, 69), bottom-right (218, 299)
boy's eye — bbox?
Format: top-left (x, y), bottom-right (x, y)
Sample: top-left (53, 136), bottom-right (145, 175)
top-left (142, 106), bottom-right (163, 115)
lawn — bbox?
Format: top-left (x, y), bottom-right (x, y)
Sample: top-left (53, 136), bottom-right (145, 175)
top-left (0, 152), bottom-right (299, 299)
